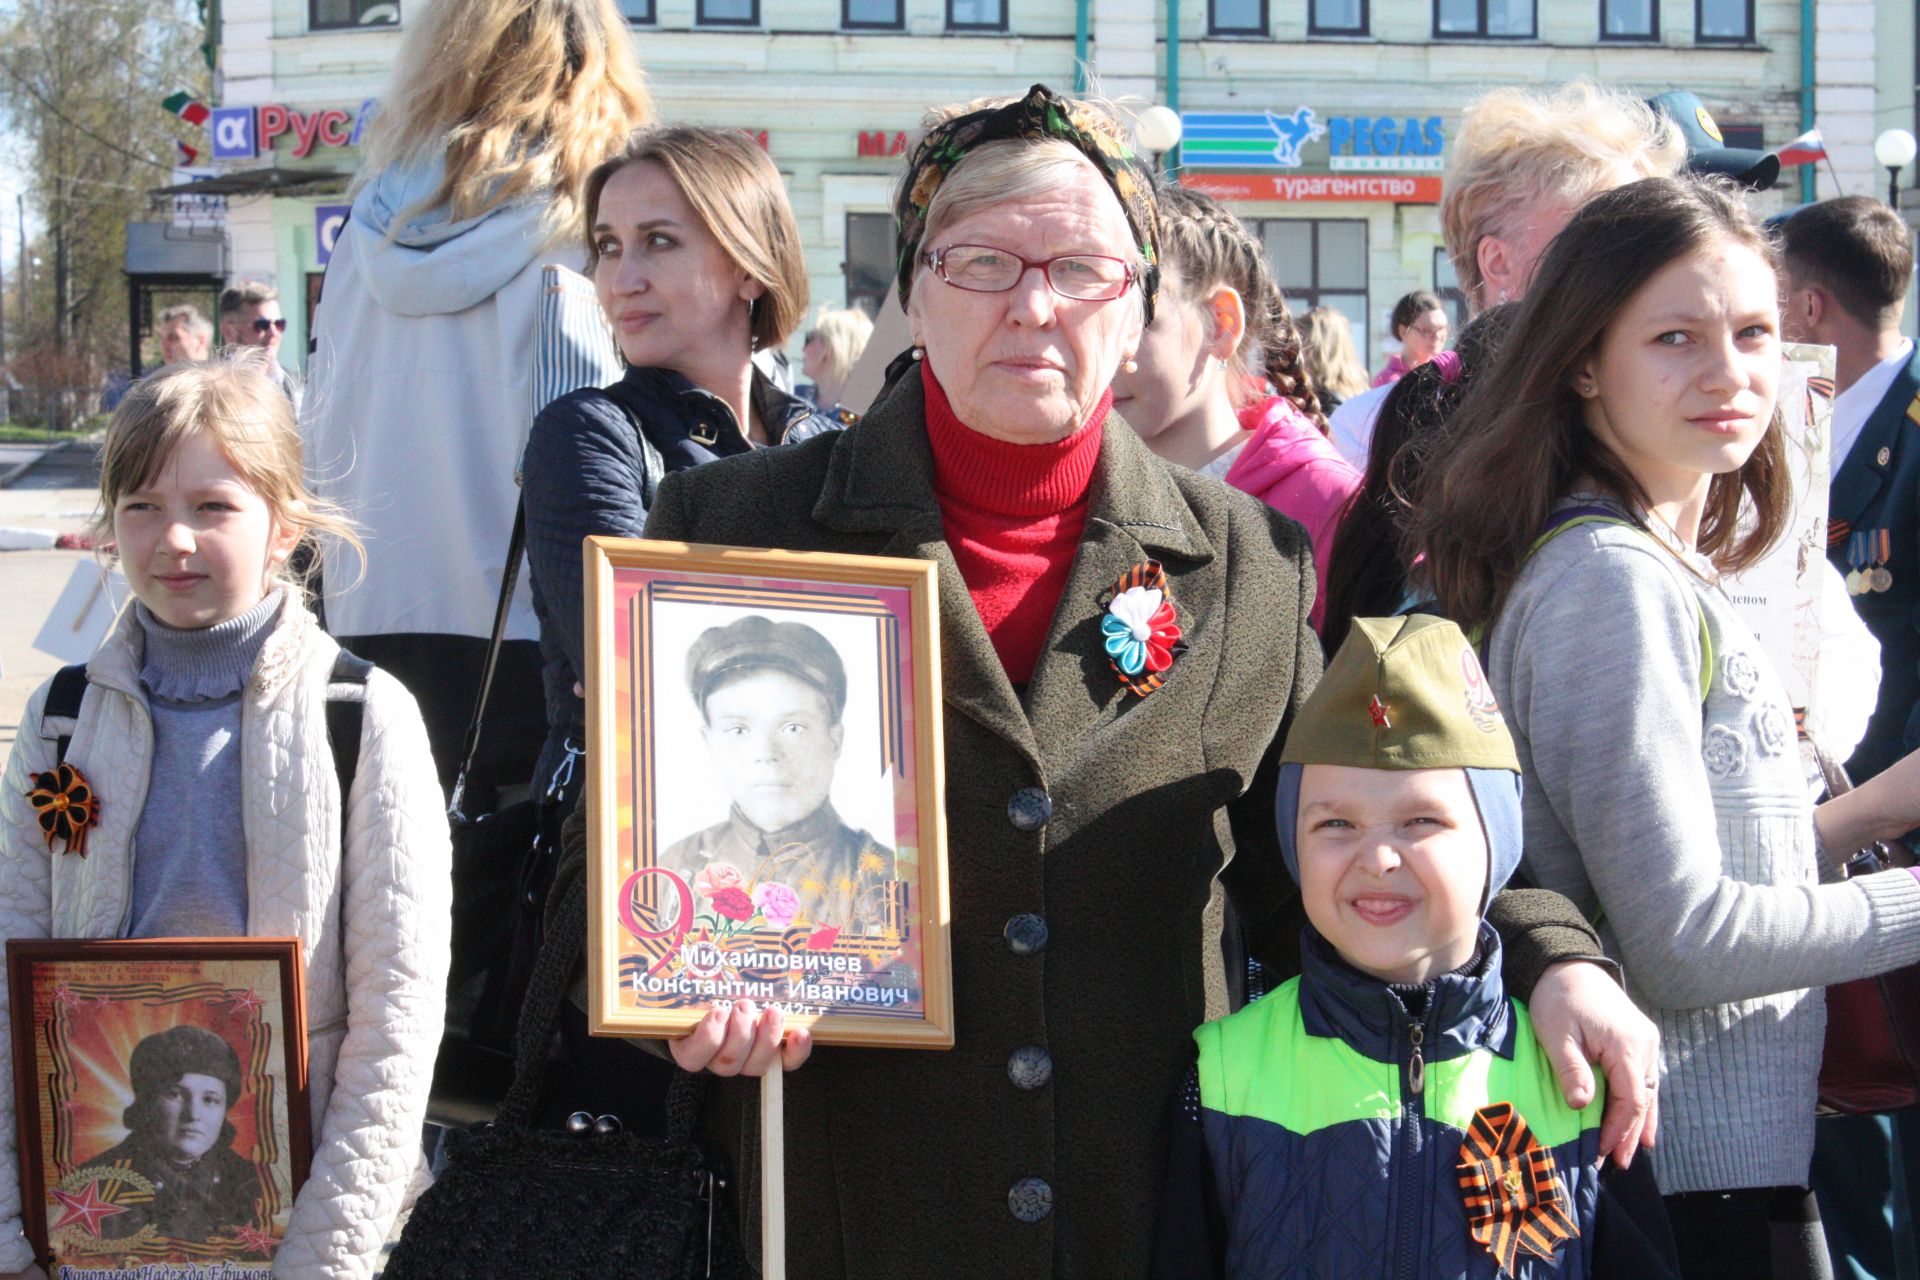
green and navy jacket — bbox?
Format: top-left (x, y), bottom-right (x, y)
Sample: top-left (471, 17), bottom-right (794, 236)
top-left (1181, 925), bottom-right (1607, 1279)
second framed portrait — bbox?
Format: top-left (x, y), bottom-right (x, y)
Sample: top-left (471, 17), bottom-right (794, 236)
top-left (583, 537), bottom-right (951, 1048)
top-left (6, 938), bottom-right (309, 1278)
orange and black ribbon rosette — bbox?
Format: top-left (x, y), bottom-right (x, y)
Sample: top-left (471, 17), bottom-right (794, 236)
top-left (1456, 1102), bottom-right (1579, 1276)
top-left (1099, 560), bottom-right (1186, 698)
top-left (27, 762), bottom-right (98, 857)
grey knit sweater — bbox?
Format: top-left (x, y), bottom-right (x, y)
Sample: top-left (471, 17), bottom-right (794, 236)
top-left (126, 591), bottom-right (280, 938)
top-left (1485, 501), bottom-right (1920, 1195)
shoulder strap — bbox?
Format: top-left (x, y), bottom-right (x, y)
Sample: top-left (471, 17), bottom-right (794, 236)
top-left (324, 649), bottom-right (373, 814)
top-left (449, 503), bottom-right (525, 823)
top-left (45, 663), bottom-right (89, 766)
top-left (1525, 509), bottom-right (1714, 704)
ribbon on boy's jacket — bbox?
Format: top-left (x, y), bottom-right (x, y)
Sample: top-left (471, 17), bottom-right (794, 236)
top-left (1457, 1102), bottom-right (1579, 1276)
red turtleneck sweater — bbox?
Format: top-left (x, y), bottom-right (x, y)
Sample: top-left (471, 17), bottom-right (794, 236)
top-left (923, 363), bottom-right (1108, 684)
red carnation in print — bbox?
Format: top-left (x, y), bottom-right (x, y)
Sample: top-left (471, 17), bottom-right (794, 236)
top-left (709, 885), bottom-right (756, 922)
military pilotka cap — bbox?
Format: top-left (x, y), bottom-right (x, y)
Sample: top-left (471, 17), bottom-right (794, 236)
top-left (686, 614), bottom-right (847, 718)
top-left (1281, 615), bottom-right (1519, 773)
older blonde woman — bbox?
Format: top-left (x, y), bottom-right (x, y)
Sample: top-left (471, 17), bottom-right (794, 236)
top-left (550, 86), bottom-right (1658, 1276)
top-left (305, 0), bottom-right (651, 793)
top-left (800, 305), bottom-right (875, 415)
top-left (1329, 82), bottom-right (1683, 468)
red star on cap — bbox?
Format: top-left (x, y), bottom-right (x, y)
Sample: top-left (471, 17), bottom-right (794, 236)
top-left (51, 1179), bottom-right (127, 1238)
top-left (1368, 695), bottom-right (1391, 730)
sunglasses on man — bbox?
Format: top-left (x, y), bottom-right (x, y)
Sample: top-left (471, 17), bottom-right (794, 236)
top-left (252, 317), bottom-right (288, 334)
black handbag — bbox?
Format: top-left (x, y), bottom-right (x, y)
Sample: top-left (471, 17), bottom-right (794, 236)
top-left (432, 503), bottom-right (568, 1123)
top-left (386, 875), bottom-right (750, 1278)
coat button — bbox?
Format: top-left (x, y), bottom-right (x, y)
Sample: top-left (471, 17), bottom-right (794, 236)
top-left (1880, 445), bottom-right (1894, 467)
top-left (1004, 913), bottom-right (1049, 955)
top-left (1008, 787), bottom-right (1052, 831)
top-left (1008, 1046), bottom-right (1053, 1090)
top-left (1008, 1177), bottom-right (1053, 1223)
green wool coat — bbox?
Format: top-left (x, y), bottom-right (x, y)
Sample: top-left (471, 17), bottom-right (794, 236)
top-left (622, 373), bottom-right (1602, 1278)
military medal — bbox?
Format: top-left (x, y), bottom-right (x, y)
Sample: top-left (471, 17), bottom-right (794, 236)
top-left (1871, 529), bottom-right (1894, 593)
top-left (1847, 532), bottom-right (1869, 595)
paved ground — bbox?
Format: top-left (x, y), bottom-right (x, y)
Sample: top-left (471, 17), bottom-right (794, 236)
top-left (0, 485), bottom-right (98, 755)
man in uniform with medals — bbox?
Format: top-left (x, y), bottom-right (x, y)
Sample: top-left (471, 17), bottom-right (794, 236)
top-left (664, 613), bottom-right (897, 935)
top-left (1781, 194), bottom-right (1920, 1280)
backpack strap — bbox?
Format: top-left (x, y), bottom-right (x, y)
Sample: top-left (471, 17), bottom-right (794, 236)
top-left (44, 663), bottom-right (90, 766)
top-left (1525, 508), bottom-right (1715, 704)
top-left (324, 649), bottom-right (374, 820)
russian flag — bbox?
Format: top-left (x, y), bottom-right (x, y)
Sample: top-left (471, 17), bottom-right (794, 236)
top-left (1776, 127), bottom-right (1827, 168)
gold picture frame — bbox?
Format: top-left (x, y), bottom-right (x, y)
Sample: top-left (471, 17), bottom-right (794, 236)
top-left (7, 937), bottom-right (310, 1277)
top-left (583, 537), bottom-right (952, 1049)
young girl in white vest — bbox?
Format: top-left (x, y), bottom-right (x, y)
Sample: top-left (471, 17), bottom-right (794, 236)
top-left (0, 353), bottom-right (451, 1279)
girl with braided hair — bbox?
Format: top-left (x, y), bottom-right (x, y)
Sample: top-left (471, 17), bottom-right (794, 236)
top-left (1115, 182), bottom-right (1357, 631)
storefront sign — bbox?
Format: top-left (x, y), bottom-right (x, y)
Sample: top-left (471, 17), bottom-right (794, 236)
top-left (858, 130), bottom-right (911, 158)
top-left (1327, 116), bottom-right (1446, 173)
top-left (1182, 109), bottom-right (1447, 174)
top-left (208, 103), bottom-right (357, 161)
top-left (316, 204), bottom-right (351, 266)
top-left (169, 168), bottom-right (224, 229)
top-left (1182, 110), bottom-right (1325, 169)
top-left (1180, 172), bottom-right (1444, 204)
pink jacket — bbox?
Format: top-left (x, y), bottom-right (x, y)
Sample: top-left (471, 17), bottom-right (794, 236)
top-left (1222, 396), bottom-right (1362, 632)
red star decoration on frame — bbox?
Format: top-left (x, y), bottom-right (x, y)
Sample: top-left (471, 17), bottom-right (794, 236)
top-left (224, 988), bottom-right (265, 1016)
top-left (233, 1222), bottom-right (278, 1254)
top-left (50, 1179), bottom-right (128, 1237)
top-left (1369, 695), bottom-right (1392, 729)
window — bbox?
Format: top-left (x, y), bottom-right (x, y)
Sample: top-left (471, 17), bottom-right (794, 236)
top-left (1697, 0), bottom-right (1752, 41)
top-left (1310, 0), bottom-right (1367, 35)
top-left (619, 0), bottom-right (655, 21)
top-left (947, 0), bottom-right (1006, 30)
top-left (844, 213), bottom-right (894, 319)
top-left (844, 0), bottom-right (902, 27)
top-left (1600, 0), bottom-right (1654, 39)
top-left (1432, 249), bottom-right (1468, 335)
top-left (1261, 218), bottom-right (1370, 369)
top-left (310, 0), bottom-right (398, 29)
top-left (1209, 0), bottom-right (1266, 35)
top-left (696, 0), bottom-right (757, 25)
top-left (1434, 0), bottom-right (1534, 37)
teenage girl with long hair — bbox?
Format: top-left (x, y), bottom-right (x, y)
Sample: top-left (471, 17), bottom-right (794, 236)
top-left (1414, 175), bottom-right (1920, 1279)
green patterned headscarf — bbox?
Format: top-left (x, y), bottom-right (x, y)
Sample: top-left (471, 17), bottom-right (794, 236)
top-left (894, 84), bottom-right (1162, 324)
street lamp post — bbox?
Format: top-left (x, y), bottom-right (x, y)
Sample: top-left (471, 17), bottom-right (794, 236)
top-left (1875, 128), bottom-right (1918, 209)
top-left (1134, 105), bottom-right (1183, 181)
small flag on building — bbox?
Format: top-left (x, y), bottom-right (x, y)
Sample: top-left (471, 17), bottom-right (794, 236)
top-left (174, 139), bottom-right (199, 165)
top-left (162, 90), bottom-right (210, 127)
top-left (1775, 127), bottom-right (1827, 168)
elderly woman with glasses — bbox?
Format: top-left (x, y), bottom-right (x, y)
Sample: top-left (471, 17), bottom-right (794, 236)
top-left (552, 86), bottom-right (1659, 1277)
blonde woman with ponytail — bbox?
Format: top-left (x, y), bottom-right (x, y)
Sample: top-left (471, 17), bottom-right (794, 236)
top-left (1114, 182), bottom-right (1358, 633)
top-left (305, 0), bottom-right (651, 791)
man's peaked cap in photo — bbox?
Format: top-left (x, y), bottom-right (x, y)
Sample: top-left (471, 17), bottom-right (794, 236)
top-left (686, 613), bottom-right (848, 719)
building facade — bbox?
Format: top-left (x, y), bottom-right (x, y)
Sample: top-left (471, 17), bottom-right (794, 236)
top-left (202, 0), bottom-right (1808, 375)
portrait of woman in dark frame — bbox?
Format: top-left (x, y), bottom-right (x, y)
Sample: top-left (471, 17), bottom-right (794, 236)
top-left (77, 1024), bottom-right (263, 1242)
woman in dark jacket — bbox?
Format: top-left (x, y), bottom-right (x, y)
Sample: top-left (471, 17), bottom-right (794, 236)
top-left (518, 126), bottom-right (836, 1132)
top-left (521, 125), bottom-right (839, 810)
top-left (554, 88), bottom-right (1661, 1277)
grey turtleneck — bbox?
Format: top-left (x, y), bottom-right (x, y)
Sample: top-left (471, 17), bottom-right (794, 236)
top-left (127, 592), bottom-right (281, 939)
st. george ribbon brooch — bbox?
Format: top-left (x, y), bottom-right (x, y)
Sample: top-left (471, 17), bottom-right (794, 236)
top-left (27, 762), bottom-right (98, 857)
top-left (1457, 1102), bottom-right (1579, 1276)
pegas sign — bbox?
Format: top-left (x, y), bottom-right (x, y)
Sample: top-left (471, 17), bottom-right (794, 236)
top-left (1326, 115), bottom-right (1446, 173)
top-left (208, 103), bottom-right (358, 161)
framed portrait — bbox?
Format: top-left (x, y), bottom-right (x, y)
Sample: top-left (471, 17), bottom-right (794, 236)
top-left (583, 537), bottom-right (952, 1049)
top-left (7, 938), bottom-right (309, 1278)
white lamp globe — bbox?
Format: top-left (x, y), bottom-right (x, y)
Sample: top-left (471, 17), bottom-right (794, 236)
top-left (1876, 128), bottom-right (1918, 170)
top-left (1135, 106), bottom-right (1184, 155)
